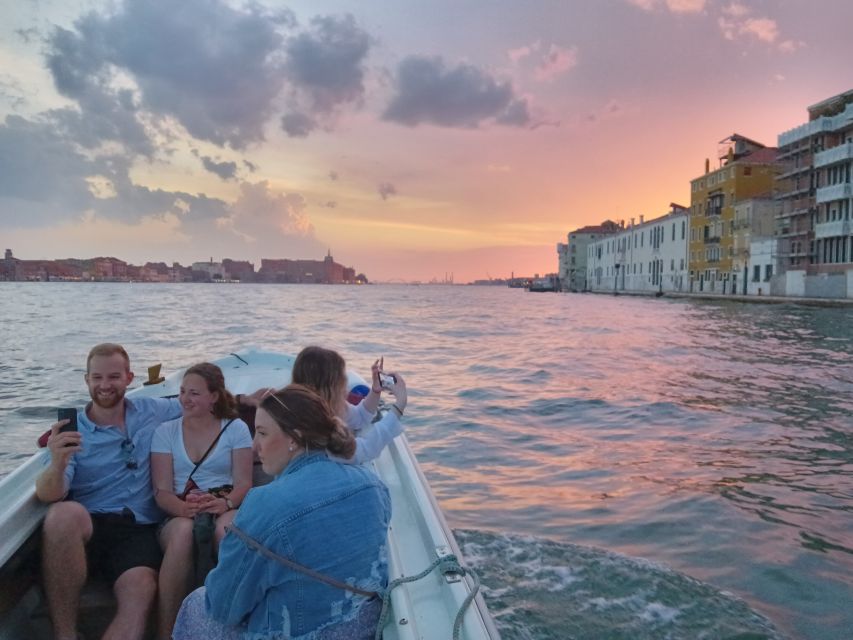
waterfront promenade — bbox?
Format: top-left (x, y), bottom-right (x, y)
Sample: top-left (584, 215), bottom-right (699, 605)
top-left (577, 288), bottom-right (853, 307)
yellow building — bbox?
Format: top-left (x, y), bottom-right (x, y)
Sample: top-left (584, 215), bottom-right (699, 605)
top-left (688, 134), bottom-right (779, 293)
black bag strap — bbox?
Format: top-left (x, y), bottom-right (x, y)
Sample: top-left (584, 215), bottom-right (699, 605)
top-left (227, 523), bottom-right (379, 599)
top-left (185, 418), bottom-right (236, 488)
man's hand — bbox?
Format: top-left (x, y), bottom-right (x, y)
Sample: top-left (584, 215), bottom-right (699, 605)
top-left (46, 420), bottom-right (82, 465)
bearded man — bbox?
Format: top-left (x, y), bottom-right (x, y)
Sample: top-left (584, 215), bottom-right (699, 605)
top-left (36, 343), bottom-right (182, 640)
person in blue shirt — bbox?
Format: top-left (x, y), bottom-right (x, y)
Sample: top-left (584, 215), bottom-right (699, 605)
top-left (36, 343), bottom-right (183, 640)
top-left (172, 384), bottom-right (391, 640)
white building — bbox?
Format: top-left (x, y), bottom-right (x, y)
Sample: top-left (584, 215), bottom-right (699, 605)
top-left (191, 259), bottom-right (226, 280)
top-left (587, 204), bottom-right (689, 294)
top-left (560, 221), bottom-right (621, 291)
top-left (747, 238), bottom-right (775, 295)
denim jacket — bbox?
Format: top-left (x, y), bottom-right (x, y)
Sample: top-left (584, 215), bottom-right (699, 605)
top-left (204, 450), bottom-right (391, 639)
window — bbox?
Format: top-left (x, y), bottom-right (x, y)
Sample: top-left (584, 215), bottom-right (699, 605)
top-left (672, 223), bottom-right (676, 241)
top-left (765, 265), bottom-right (773, 281)
top-left (682, 220), bottom-right (686, 240)
top-left (753, 265), bottom-right (760, 282)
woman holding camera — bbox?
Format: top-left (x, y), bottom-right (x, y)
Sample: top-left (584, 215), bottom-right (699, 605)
top-left (291, 346), bottom-right (408, 463)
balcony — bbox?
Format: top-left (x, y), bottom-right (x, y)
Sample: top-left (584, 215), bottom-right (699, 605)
top-left (814, 219), bottom-right (852, 239)
top-left (816, 182), bottom-right (853, 204)
top-left (778, 117), bottom-right (834, 147)
top-left (777, 164), bottom-right (812, 180)
top-left (814, 142), bottom-right (853, 168)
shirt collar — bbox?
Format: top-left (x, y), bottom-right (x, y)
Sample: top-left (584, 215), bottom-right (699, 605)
top-left (80, 396), bottom-right (137, 431)
top-left (277, 449), bottom-right (326, 479)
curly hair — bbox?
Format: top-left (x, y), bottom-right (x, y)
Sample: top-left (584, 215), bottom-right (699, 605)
top-left (260, 384), bottom-right (356, 459)
top-left (183, 362), bottom-right (238, 419)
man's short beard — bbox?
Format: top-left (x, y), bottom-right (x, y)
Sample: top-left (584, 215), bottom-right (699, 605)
top-left (91, 390), bottom-right (124, 409)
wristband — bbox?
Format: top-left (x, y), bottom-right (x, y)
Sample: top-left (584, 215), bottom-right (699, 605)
top-left (391, 404), bottom-right (404, 417)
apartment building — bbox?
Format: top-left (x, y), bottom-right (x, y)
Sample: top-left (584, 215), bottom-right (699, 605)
top-left (776, 89), bottom-right (853, 297)
top-left (688, 134), bottom-right (779, 294)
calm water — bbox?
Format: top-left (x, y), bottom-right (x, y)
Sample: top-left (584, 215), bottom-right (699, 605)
top-left (1, 283), bottom-right (851, 640)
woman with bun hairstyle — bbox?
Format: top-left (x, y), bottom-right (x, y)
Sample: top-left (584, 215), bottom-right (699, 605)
top-left (173, 385), bottom-right (391, 640)
top-left (291, 346), bottom-right (408, 464)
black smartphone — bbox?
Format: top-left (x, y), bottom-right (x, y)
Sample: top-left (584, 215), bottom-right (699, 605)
top-left (57, 408), bottom-right (78, 433)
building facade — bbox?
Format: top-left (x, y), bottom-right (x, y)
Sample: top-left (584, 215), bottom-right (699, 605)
top-left (732, 197), bottom-right (775, 295)
top-left (688, 134), bottom-right (779, 294)
top-left (775, 89), bottom-right (853, 297)
top-left (586, 204), bottom-right (689, 294)
top-left (561, 221), bottom-right (621, 291)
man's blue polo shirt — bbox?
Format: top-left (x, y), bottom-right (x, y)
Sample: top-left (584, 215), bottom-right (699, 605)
top-left (44, 396), bottom-right (182, 524)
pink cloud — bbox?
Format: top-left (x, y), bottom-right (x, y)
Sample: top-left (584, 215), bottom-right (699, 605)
top-left (721, 2), bottom-right (749, 18)
top-left (626, 0), bottom-right (705, 13)
top-left (665, 0), bottom-right (705, 13)
top-left (742, 17), bottom-right (779, 43)
top-left (718, 5), bottom-right (800, 52)
top-left (534, 45), bottom-right (578, 82)
top-left (508, 42), bottom-right (539, 63)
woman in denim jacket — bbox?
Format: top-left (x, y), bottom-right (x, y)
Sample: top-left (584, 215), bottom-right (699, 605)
top-left (173, 385), bottom-right (391, 640)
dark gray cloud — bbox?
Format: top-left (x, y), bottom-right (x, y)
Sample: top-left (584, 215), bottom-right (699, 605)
top-left (0, 114), bottom-right (230, 229)
top-left (280, 14), bottom-right (371, 137)
top-left (328, 170), bottom-right (339, 181)
top-left (243, 159), bottom-right (258, 173)
top-left (201, 156), bottom-right (238, 180)
top-left (383, 56), bottom-right (532, 128)
top-left (0, 115), bottom-right (95, 226)
top-left (45, 0), bottom-right (291, 150)
top-left (285, 14), bottom-right (371, 110)
top-left (281, 111), bottom-right (316, 137)
top-left (378, 182), bottom-right (397, 200)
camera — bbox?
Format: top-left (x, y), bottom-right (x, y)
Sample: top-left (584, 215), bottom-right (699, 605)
top-left (378, 373), bottom-right (396, 390)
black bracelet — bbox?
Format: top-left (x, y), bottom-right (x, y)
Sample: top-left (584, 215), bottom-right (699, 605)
top-left (391, 404), bottom-right (404, 417)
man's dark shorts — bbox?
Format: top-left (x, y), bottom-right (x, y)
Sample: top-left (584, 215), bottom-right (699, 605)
top-left (87, 510), bottom-right (162, 584)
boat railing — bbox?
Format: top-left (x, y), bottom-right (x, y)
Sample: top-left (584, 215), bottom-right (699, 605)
top-left (0, 453), bottom-right (48, 568)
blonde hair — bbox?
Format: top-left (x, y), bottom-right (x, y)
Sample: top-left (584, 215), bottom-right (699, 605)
top-left (86, 343), bottom-right (130, 372)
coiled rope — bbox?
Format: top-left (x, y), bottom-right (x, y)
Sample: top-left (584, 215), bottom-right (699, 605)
top-left (375, 553), bottom-right (481, 640)
top-left (228, 524), bottom-right (481, 639)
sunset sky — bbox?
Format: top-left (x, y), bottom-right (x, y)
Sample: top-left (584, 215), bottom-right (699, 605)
top-left (1, 0), bottom-right (851, 282)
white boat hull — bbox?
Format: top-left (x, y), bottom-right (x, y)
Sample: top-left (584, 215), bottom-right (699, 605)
top-left (0, 349), bottom-right (498, 639)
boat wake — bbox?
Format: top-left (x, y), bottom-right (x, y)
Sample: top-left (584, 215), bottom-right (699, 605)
top-left (455, 529), bottom-right (784, 640)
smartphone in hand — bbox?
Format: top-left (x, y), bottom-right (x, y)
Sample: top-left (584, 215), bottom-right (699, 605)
top-left (57, 408), bottom-right (78, 433)
top-left (378, 373), bottom-right (396, 390)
